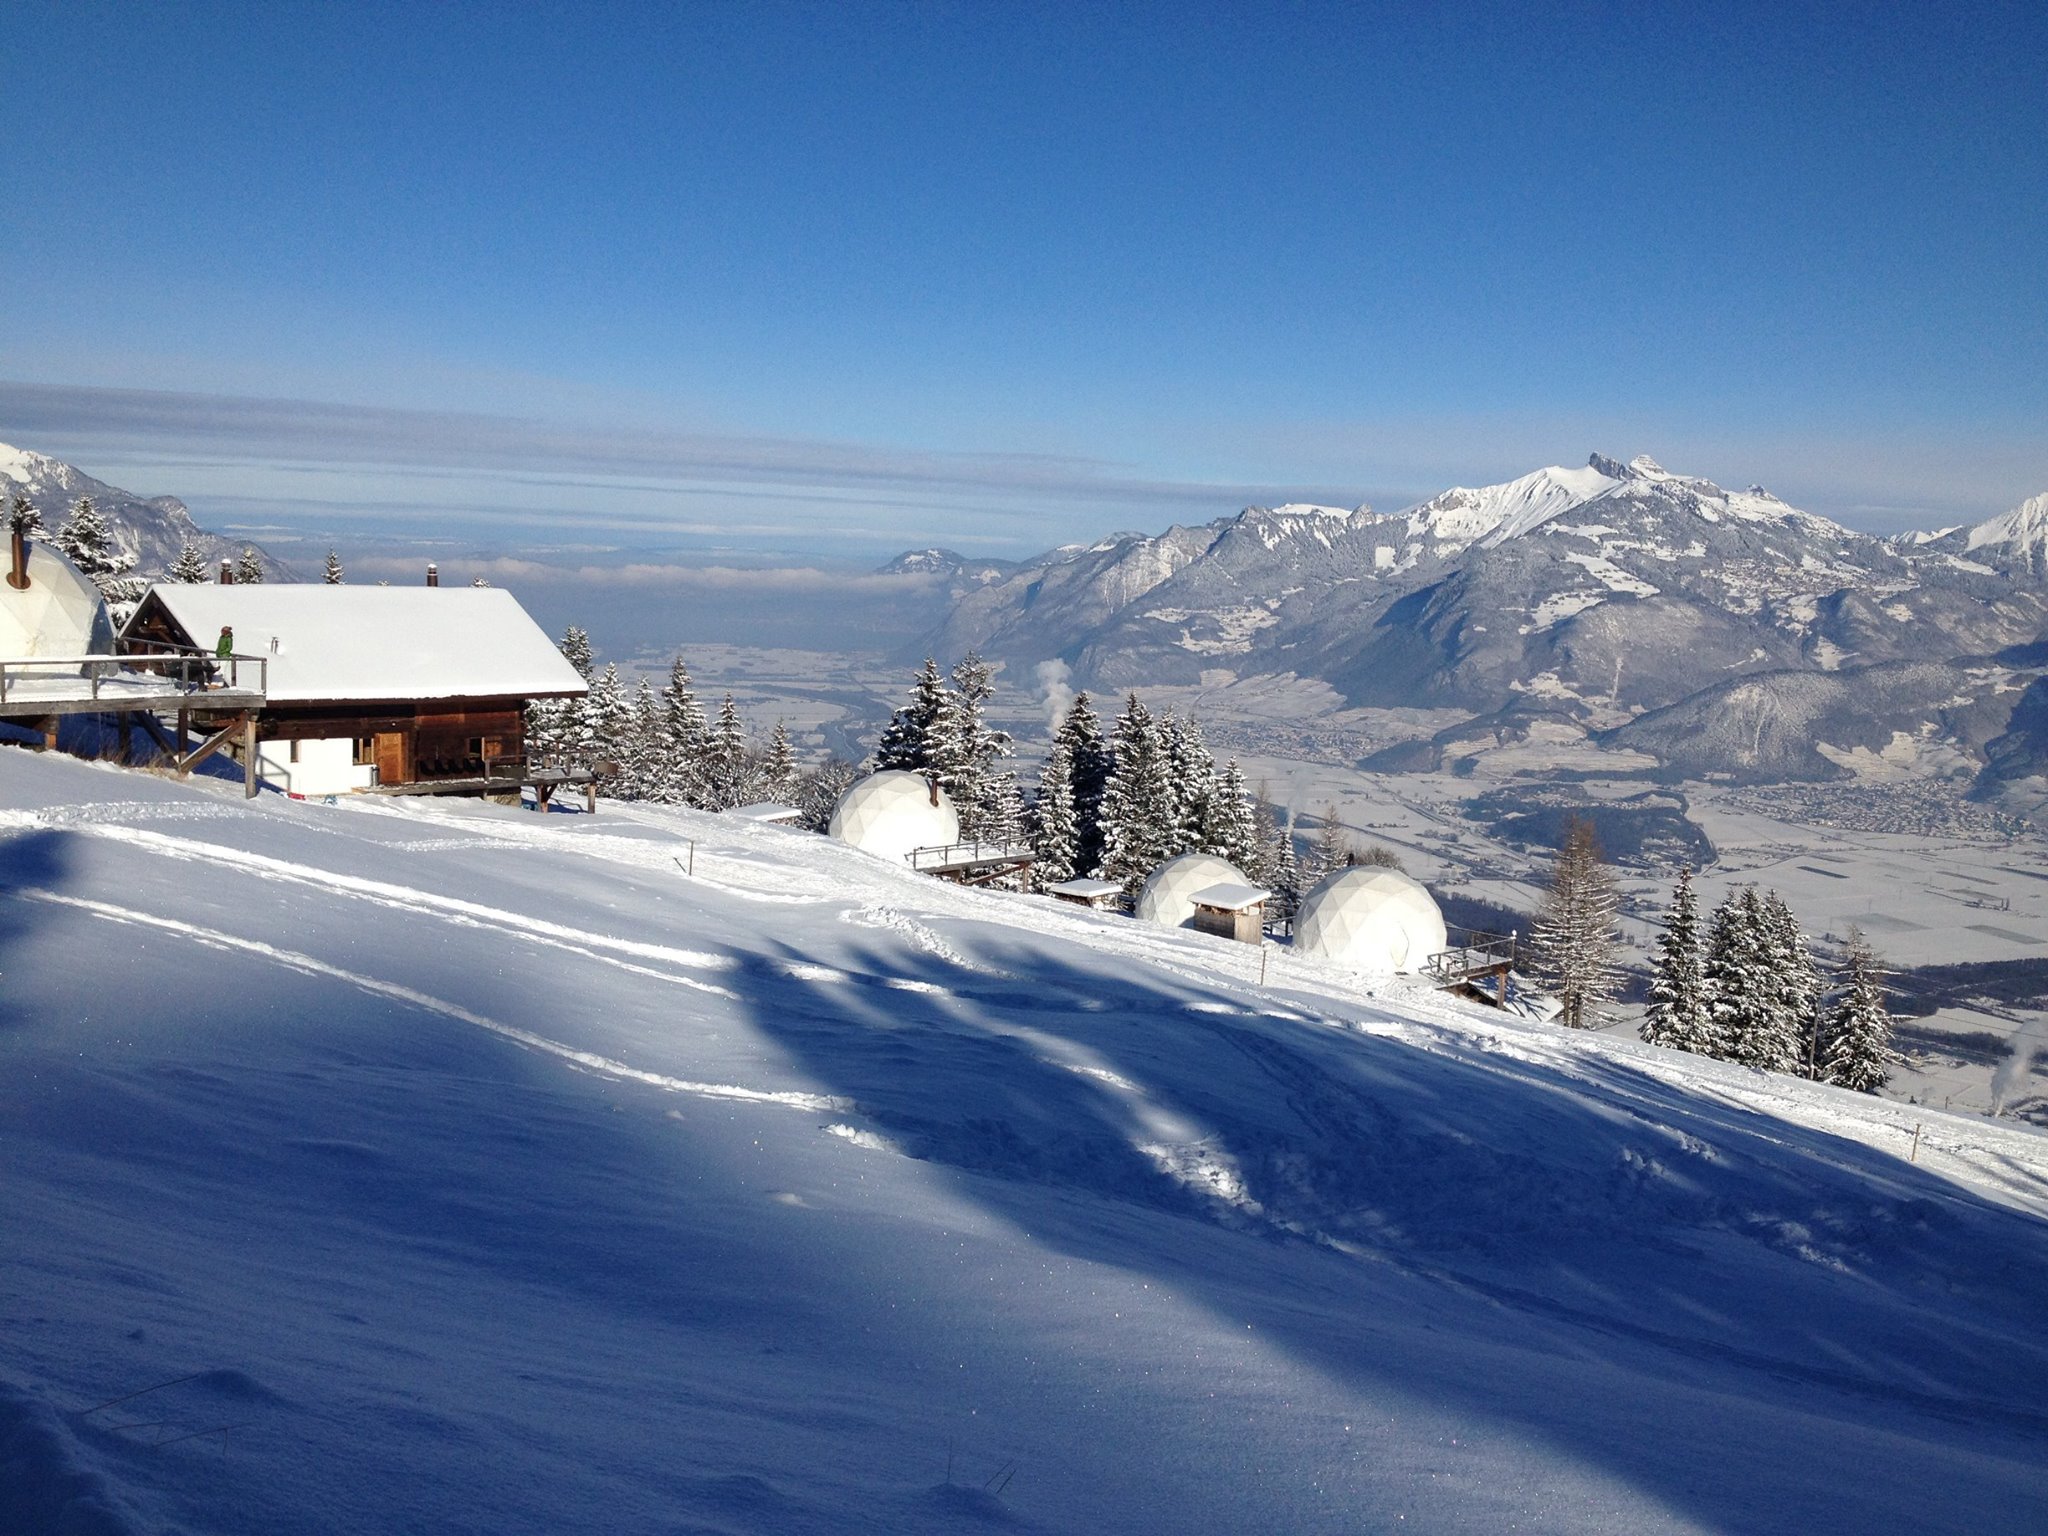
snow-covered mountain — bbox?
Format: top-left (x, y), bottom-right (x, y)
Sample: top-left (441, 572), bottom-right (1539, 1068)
top-left (917, 456), bottom-right (2048, 782)
top-left (3, 752), bottom-right (2046, 1533)
top-left (0, 441), bottom-right (291, 582)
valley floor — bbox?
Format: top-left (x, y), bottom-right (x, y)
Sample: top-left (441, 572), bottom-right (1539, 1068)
top-left (4, 752), bottom-right (2046, 1534)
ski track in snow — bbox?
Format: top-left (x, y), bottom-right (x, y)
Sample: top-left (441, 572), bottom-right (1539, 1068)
top-left (6, 886), bottom-right (845, 1115)
top-left (0, 814), bottom-right (741, 997)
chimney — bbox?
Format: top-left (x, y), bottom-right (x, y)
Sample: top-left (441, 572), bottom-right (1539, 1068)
top-left (6, 526), bottom-right (27, 591)
top-left (426, 563), bottom-right (439, 587)
top-left (220, 559), bottom-right (234, 585)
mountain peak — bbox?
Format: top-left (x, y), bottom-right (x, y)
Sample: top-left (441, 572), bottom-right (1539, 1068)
top-left (1629, 454), bottom-right (1669, 478)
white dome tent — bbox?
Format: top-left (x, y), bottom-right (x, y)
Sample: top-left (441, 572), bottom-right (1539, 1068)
top-left (0, 540), bottom-right (115, 664)
top-left (828, 770), bottom-right (959, 863)
top-left (1293, 866), bottom-right (1447, 974)
top-left (1134, 851), bottom-right (1250, 929)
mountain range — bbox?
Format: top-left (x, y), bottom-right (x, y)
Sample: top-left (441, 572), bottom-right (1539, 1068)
top-left (0, 442), bottom-right (290, 582)
top-left (907, 454), bottom-right (2048, 798)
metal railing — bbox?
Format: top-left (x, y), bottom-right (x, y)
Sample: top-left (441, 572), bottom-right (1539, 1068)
top-left (1422, 929), bottom-right (1519, 985)
top-left (0, 650), bottom-right (268, 706)
top-left (905, 839), bottom-right (1035, 872)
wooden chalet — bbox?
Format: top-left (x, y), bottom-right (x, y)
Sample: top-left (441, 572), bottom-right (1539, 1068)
top-left (120, 582), bottom-right (588, 799)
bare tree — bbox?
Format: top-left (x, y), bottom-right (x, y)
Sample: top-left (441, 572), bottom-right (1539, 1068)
top-left (1530, 814), bottom-right (1621, 1029)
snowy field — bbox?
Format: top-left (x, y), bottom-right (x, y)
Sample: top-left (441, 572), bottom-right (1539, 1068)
top-left (5, 752), bottom-right (2047, 1534)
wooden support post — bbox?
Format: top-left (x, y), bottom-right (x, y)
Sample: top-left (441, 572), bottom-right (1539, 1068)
top-left (244, 714), bottom-right (259, 798)
top-left (177, 707), bottom-right (189, 758)
top-left (176, 717), bottom-right (244, 777)
top-left (585, 781), bottom-right (596, 814)
top-left (39, 715), bottom-right (57, 752)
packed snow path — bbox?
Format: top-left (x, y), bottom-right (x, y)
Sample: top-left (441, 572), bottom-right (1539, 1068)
top-left (2, 754), bottom-right (2045, 1534)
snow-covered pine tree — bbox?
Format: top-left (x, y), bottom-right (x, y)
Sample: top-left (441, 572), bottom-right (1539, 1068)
top-left (1161, 712), bottom-right (1216, 856)
top-left (875, 657), bottom-right (952, 774)
top-left (1705, 887), bottom-right (1780, 1065)
top-left (1265, 809), bottom-right (1302, 928)
top-left (1641, 868), bottom-right (1716, 1054)
top-left (52, 496), bottom-right (145, 603)
top-left (1529, 814), bottom-right (1621, 1029)
top-left (8, 495), bottom-right (41, 535)
top-left (528, 624), bottom-right (598, 767)
top-left (235, 547), bottom-right (264, 584)
top-left (796, 756), bottom-right (859, 832)
top-left (705, 693), bottom-right (751, 811)
top-left (621, 677), bottom-right (665, 801)
top-left (1031, 739), bottom-right (1081, 887)
top-left (323, 549), bottom-right (345, 584)
top-left (169, 540), bottom-right (211, 584)
top-left (584, 664), bottom-right (633, 781)
top-left (760, 720), bottom-right (800, 805)
top-left (1817, 930), bottom-right (1897, 1093)
top-left (949, 652), bottom-right (1014, 838)
top-left (1202, 759), bottom-right (1261, 874)
top-left (1311, 810), bottom-right (1354, 878)
top-left (1098, 694), bottom-right (1174, 892)
top-left (658, 654), bottom-right (709, 807)
top-left (1053, 692), bottom-right (1113, 876)
top-left (1759, 890), bottom-right (1822, 1077)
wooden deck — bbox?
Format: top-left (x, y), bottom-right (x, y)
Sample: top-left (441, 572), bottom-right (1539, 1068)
top-left (0, 652), bottom-right (265, 719)
top-left (906, 840), bottom-right (1035, 884)
top-left (1423, 931), bottom-right (1520, 1008)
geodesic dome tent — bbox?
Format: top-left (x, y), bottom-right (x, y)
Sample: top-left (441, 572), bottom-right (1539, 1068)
top-left (1293, 866), bottom-right (1447, 974)
top-left (828, 770), bottom-right (959, 863)
top-left (0, 540), bottom-right (115, 664)
top-left (1134, 852), bottom-right (1251, 929)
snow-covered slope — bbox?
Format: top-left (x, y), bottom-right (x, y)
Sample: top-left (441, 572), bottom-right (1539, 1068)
top-left (0, 442), bottom-right (290, 582)
top-left (3, 754), bottom-right (2046, 1534)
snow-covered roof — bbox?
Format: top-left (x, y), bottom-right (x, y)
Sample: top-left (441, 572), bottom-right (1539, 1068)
top-left (1046, 877), bottom-right (1123, 901)
top-left (1135, 852), bottom-right (1251, 929)
top-left (1187, 880), bottom-right (1271, 912)
top-left (728, 802), bottom-right (804, 824)
top-left (125, 584), bottom-right (587, 703)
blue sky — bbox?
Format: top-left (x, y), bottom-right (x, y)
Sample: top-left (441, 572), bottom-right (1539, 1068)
top-left (3, 0), bottom-right (2044, 567)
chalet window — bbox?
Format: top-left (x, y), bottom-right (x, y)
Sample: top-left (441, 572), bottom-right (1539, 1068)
top-left (289, 740), bottom-right (300, 764)
top-left (353, 737), bottom-right (376, 766)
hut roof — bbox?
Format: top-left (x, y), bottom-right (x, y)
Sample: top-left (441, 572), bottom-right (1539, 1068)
top-left (124, 585), bottom-right (587, 703)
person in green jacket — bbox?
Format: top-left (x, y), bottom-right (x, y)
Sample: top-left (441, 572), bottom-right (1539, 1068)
top-left (214, 625), bottom-right (234, 659)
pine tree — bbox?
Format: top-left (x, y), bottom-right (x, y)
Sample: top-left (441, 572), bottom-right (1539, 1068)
top-left (875, 657), bottom-right (952, 774)
top-left (1642, 868), bottom-right (1716, 1054)
top-left (658, 654), bottom-right (710, 807)
top-left (323, 549), bottom-right (345, 584)
top-left (1054, 692), bottom-right (1113, 875)
top-left (705, 693), bottom-right (751, 810)
top-left (560, 626), bottom-right (595, 683)
top-left (948, 652), bottom-right (1014, 838)
top-left (1311, 809), bottom-right (1354, 880)
top-left (169, 540), bottom-right (211, 584)
top-left (1760, 891), bottom-right (1822, 1076)
top-left (1530, 814), bottom-right (1621, 1029)
top-left (1267, 814), bottom-right (1302, 928)
top-left (235, 547), bottom-right (265, 584)
top-left (796, 756), bottom-right (859, 833)
top-left (529, 624), bottom-right (597, 766)
top-left (52, 496), bottom-right (144, 602)
top-left (1705, 887), bottom-right (1785, 1066)
top-left (1817, 931), bottom-right (1897, 1093)
top-left (760, 720), bottom-right (800, 804)
top-left (621, 677), bottom-right (665, 800)
top-left (8, 495), bottom-right (41, 535)
top-left (1161, 712), bottom-right (1216, 855)
top-left (1031, 739), bottom-right (1082, 886)
top-left (1098, 694), bottom-right (1174, 892)
top-left (584, 664), bottom-right (632, 777)
top-left (1202, 759), bottom-right (1261, 874)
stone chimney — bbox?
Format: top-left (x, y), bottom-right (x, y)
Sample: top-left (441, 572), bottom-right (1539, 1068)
top-left (220, 559), bottom-right (234, 584)
top-left (426, 562), bottom-right (439, 587)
